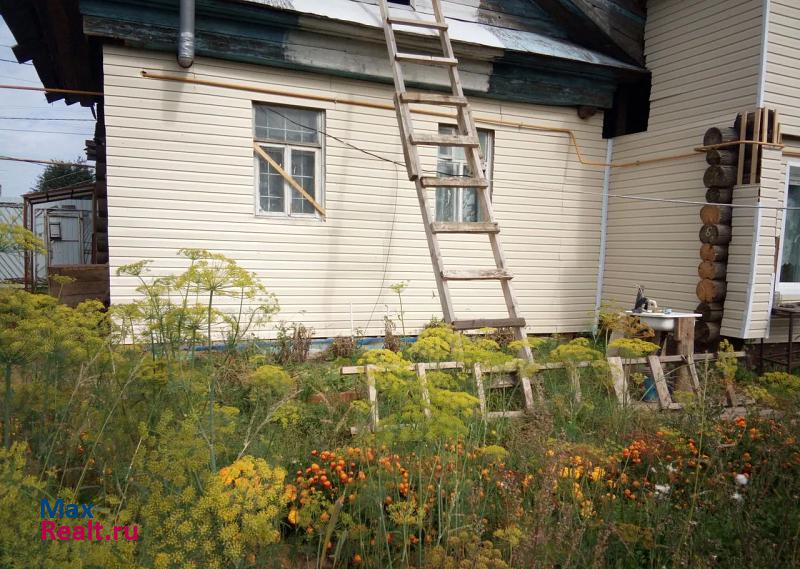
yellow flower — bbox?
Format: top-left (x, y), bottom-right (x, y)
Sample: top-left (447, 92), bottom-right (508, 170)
top-left (288, 508), bottom-right (298, 525)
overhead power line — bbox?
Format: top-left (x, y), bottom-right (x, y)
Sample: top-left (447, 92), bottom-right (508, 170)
top-left (0, 156), bottom-right (95, 168)
top-left (0, 58), bottom-right (32, 65)
top-left (0, 127), bottom-right (93, 136)
top-left (0, 116), bottom-right (94, 121)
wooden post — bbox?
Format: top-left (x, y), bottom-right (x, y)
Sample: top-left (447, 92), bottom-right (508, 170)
top-left (365, 365), bottom-right (379, 431)
top-left (564, 366), bottom-right (582, 404)
top-left (473, 363), bottom-right (487, 418)
top-left (674, 317), bottom-right (696, 392)
top-left (415, 363), bottom-right (432, 419)
top-left (648, 356), bottom-right (676, 410)
top-left (607, 356), bottom-right (628, 406)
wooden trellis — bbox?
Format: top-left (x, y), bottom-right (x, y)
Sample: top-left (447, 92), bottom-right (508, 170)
top-left (607, 351), bottom-right (744, 411)
top-left (473, 362), bottom-right (537, 419)
top-left (340, 361), bottom-right (464, 432)
top-left (338, 351), bottom-right (747, 432)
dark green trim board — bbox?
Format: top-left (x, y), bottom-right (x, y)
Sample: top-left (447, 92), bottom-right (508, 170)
top-left (79, 0), bottom-right (642, 109)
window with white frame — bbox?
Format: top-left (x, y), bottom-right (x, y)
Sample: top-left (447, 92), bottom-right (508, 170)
top-left (779, 164), bottom-right (800, 290)
top-left (254, 104), bottom-right (323, 217)
top-left (435, 125), bottom-right (493, 223)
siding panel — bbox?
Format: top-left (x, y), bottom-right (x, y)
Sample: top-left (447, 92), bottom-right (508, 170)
top-left (603, 0), bottom-right (762, 324)
top-left (104, 46), bottom-right (607, 338)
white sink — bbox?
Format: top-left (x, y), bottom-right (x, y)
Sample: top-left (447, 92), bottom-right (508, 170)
top-left (625, 311), bottom-right (701, 332)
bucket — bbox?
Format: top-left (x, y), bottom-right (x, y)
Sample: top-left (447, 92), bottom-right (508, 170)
top-left (642, 376), bottom-right (658, 402)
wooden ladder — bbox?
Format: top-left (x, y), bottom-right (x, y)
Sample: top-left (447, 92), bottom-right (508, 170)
top-left (378, 0), bottom-right (533, 364)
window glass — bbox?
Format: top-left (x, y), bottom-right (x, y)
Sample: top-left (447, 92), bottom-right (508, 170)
top-left (781, 166), bottom-right (800, 282)
top-left (290, 149), bottom-right (317, 214)
top-left (435, 125), bottom-right (492, 222)
top-left (254, 104), bottom-right (323, 217)
top-left (255, 106), bottom-right (319, 145)
top-left (257, 147), bottom-right (285, 214)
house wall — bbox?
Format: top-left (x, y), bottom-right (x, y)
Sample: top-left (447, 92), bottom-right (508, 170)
top-left (602, 0), bottom-right (763, 321)
top-left (765, 139), bottom-right (800, 342)
top-left (762, 0), bottom-right (800, 136)
top-left (103, 45), bottom-right (609, 338)
top-left (759, 0), bottom-right (800, 342)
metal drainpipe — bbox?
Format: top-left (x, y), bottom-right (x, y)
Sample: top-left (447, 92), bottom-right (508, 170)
top-left (177, 0), bottom-right (195, 68)
top-left (593, 137), bottom-right (614, 331)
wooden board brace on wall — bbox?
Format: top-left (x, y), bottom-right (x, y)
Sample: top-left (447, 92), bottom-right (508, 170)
top-left (253, 143), bottom-right (326, 217)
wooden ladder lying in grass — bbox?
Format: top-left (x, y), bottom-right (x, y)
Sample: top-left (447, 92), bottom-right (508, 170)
top-left (378, 0), bottom-right (533, 391)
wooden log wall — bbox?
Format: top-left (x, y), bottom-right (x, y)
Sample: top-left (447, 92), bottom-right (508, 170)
top-left (695, 108), bottom-right (781, 348)
top-left (696, 123), bottom-right (739, 347)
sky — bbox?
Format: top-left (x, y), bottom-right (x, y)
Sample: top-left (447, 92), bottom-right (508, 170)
top-left (0, 18), bottom-right (96, 199)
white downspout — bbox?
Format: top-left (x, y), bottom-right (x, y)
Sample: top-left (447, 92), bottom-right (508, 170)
top-left (594, 137), bottom-right (614, 330)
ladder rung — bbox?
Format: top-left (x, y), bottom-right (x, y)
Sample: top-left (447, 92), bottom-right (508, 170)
top-left (400, 92), bottom-right (467, 106)
top-left (487, 410), bottom-right (526, 419)
top-left (431, 222), bottom-right (499, 234)
top-left (491, 377), bottom-right (517, 389)
top-left (420, 176), bottom-right (488, 187)
top-left (452, 317), bottom-right (526, 330)
top-left (441, 269), bottom-right (513, 281)
top-left (410, 134), bottom-right (479, 147)
top-left (388, 16), bottom-right (448, 30)
top-left (395, 53), bottom-right (458, 66)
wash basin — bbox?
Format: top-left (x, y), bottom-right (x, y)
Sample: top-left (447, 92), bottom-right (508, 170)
top-left (624, 311), bottom-right (701, 332)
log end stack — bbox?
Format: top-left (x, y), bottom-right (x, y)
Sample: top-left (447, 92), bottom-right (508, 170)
top-left (697, 125), bottom-right (738, 348)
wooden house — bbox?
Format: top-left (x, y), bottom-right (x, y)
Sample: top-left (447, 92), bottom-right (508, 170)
top-left (3, 0), bottom-right (800, 349)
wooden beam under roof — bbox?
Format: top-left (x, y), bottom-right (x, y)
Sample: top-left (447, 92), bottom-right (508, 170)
top-left (532, 0), bottom-right (645, 66)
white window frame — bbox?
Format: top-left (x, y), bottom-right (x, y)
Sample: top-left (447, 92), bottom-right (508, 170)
top-left (434, 125), bottom-right (494, 223)
top-left (775, 159), bottom-right (800, 296)
top-left (253, 104), bottom-right (325, 219)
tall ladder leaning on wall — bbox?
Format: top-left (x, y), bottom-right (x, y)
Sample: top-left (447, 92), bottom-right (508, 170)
top-left (378, 1), bottom-right (534, 362)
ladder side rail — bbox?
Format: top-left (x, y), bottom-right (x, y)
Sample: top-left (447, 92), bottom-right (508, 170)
top-left (379, 0), bottom-right (421, 181)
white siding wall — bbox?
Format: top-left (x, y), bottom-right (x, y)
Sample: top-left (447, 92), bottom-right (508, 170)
top-left (603, 0), bottom-right (763, 317)
top-left (760, 0), bottom-right (800, 342)
top-left (766, 140), bottom-right (800, 342)
top-left (763, 0), bottom-right (800, 135)
top-left (103, 46), bottom-right (608, 338)
top-left (720, 185), bottom-right (758, 337)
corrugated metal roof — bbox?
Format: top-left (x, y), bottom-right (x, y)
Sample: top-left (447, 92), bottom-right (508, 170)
top-left (235, 0), bottom-right (641, 70)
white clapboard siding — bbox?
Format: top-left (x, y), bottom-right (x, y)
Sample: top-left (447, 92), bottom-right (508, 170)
top-left (603, 0), bottom-right (762, 319)
top-left (103, 46), bottom-right (608, 338)
top-left (765, 141), bottom-right (800, 343)
top-left (720, 186), bottom-right (758, 337)
top-left (764, 0), bottom-right (800, 135)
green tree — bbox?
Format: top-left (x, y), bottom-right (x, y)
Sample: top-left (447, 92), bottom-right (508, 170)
top-left (34, 158), bottom-right (94, 191)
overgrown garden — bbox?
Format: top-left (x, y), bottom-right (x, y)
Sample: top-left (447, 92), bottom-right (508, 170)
top-left (1, 230), bottom-right (799, 568)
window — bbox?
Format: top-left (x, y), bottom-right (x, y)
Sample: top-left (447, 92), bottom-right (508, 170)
top-left (778, 164), bottom-right (800, 291)
top-left (254, 104), bottom-right (323, 217)
top-left (435, 125), bottom-right (493, 223)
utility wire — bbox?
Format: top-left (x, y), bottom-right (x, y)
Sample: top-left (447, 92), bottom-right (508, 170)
top-left (0, 58), bottom-right (32, 65)
top-left (0, 156), bottom-right (95, 168)
top-left (0, 127), bottom-right (93, 136)
top-left (263, 107), bottom-right (475, 179)
top-left (263, 107), bottom-right (800, 212)
top-left (0, 116), bottom-right (93, 121)
top-left (33, 173), bottom-right (95, 192)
